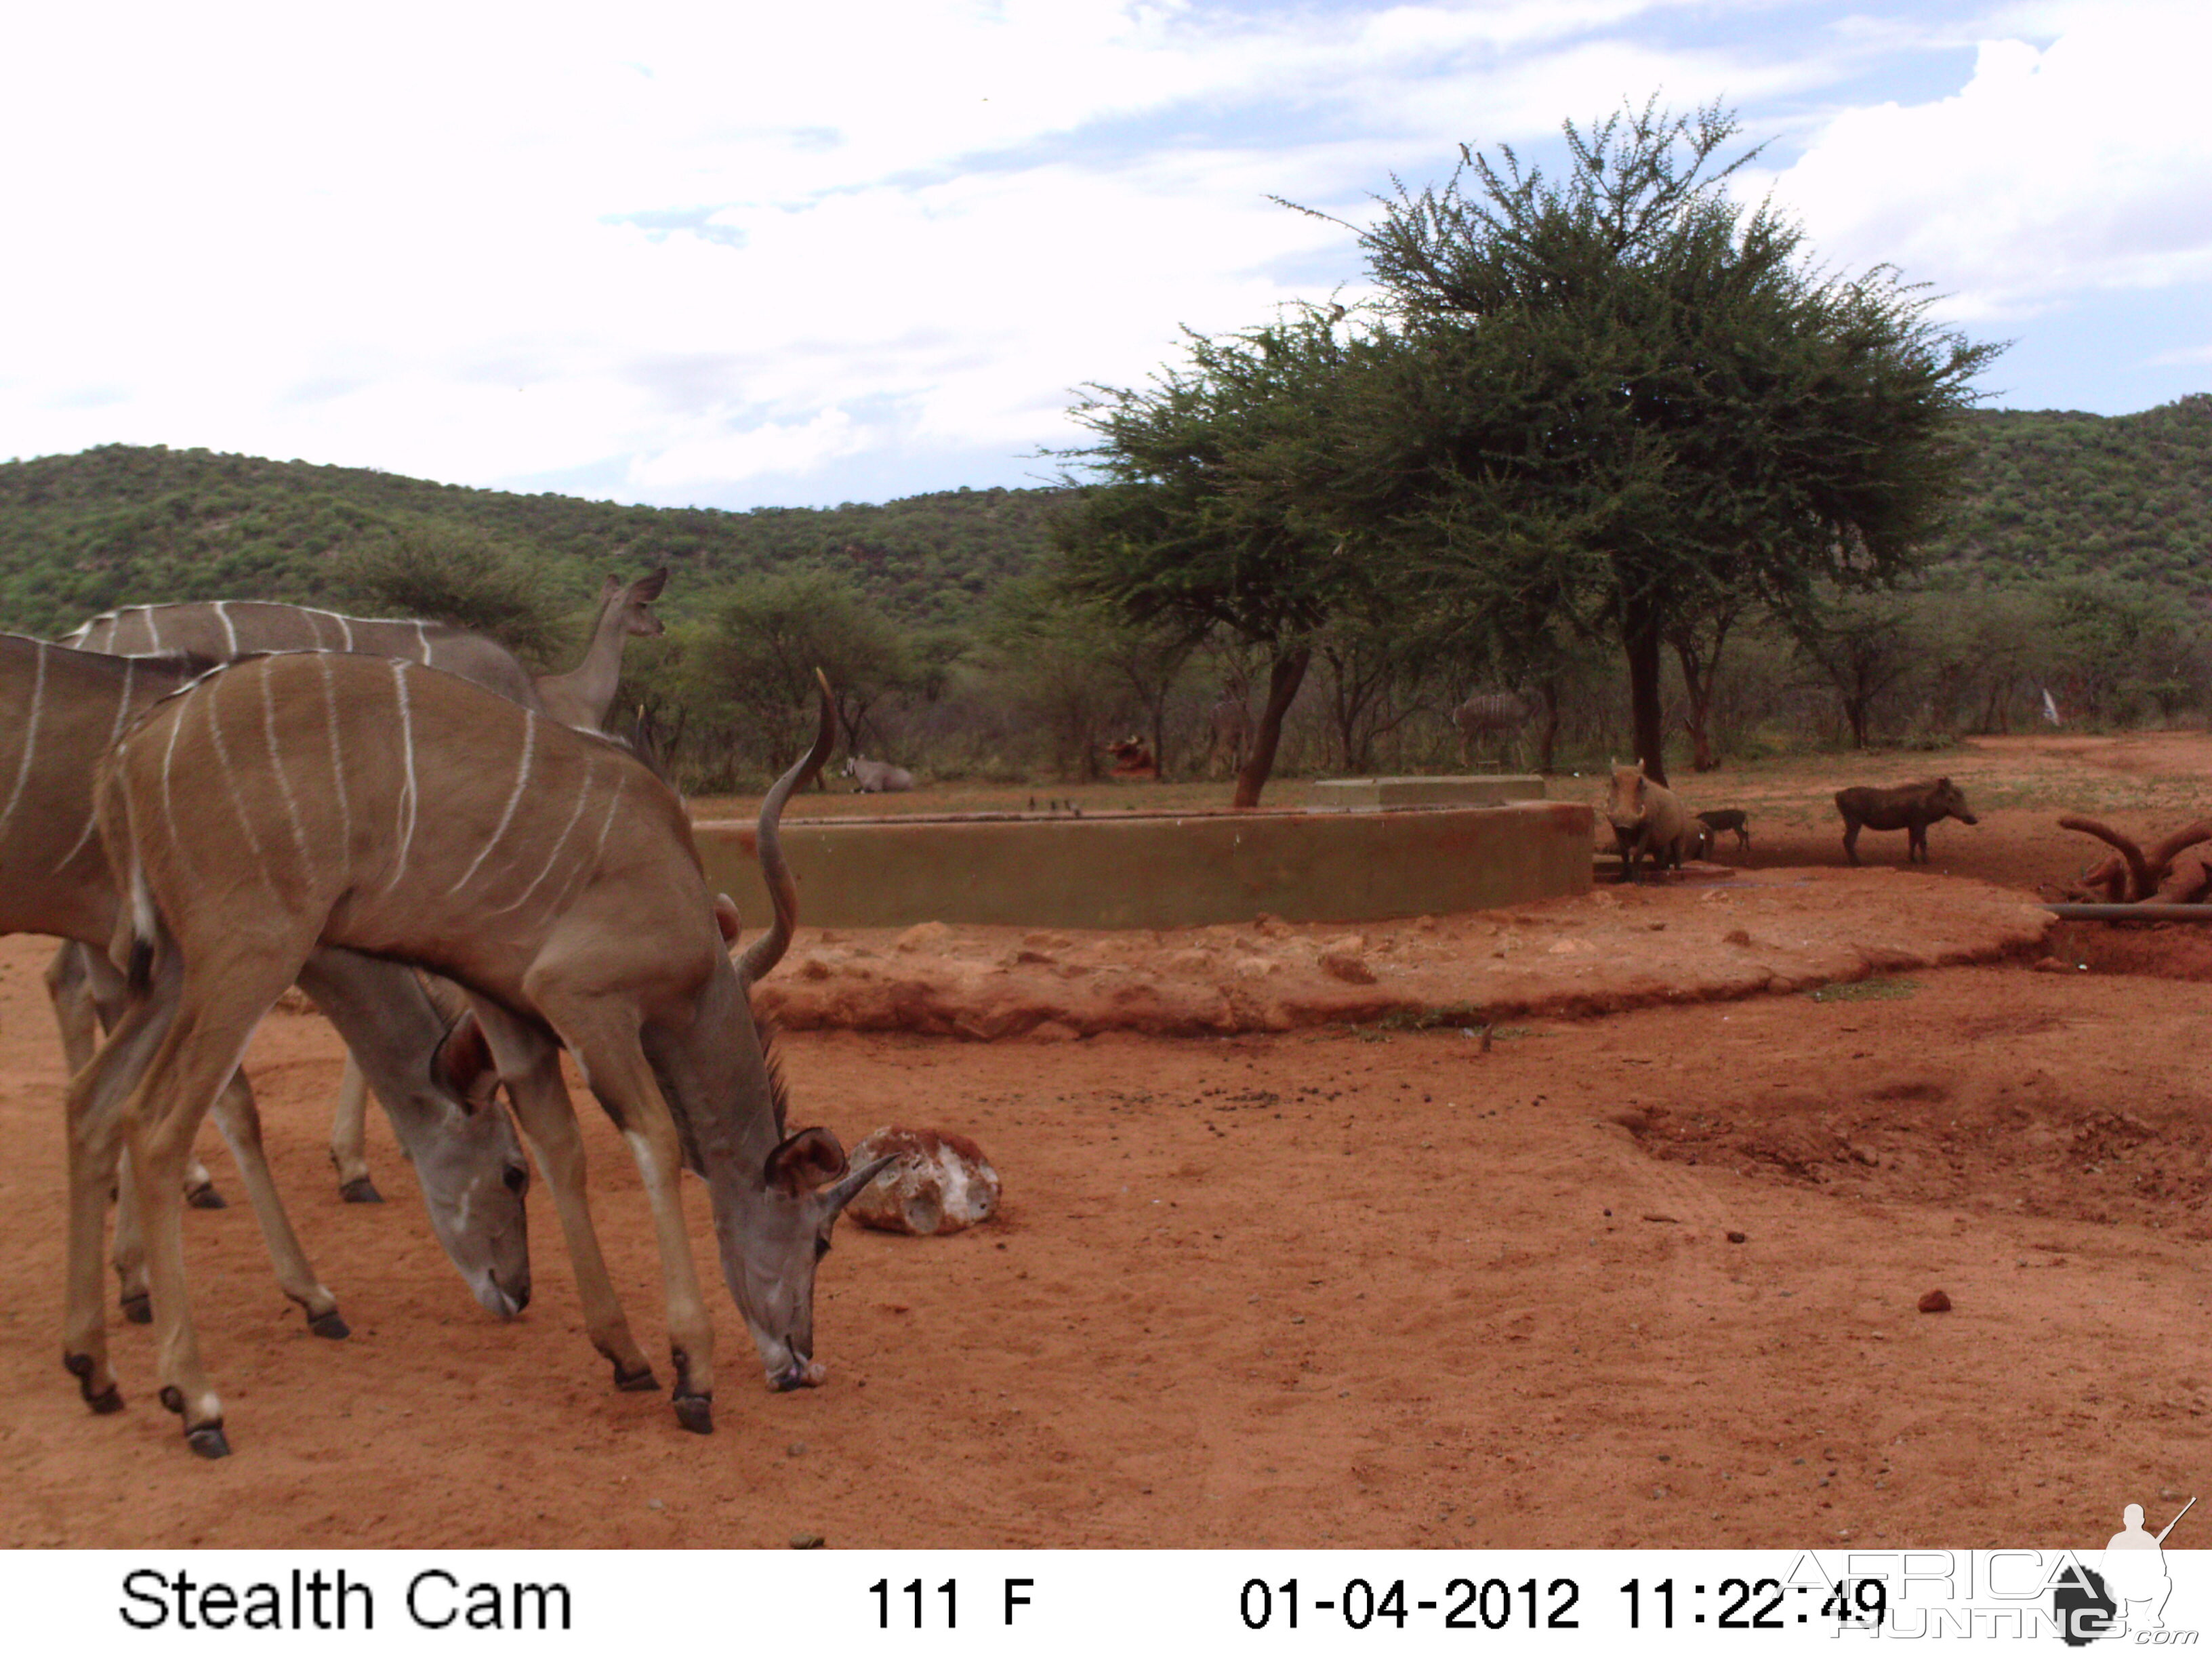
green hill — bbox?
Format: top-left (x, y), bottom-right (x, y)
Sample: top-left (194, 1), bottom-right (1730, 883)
top-left (0, 442), bottom-right (1069, 639)
top-left (3, 392), bottom-right (2209, 643)
top-left (1929, 393), bottom-right (2212, 596)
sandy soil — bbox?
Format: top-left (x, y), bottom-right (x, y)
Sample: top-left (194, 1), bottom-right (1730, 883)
top-left (4, 733), bottom-right (2212, 1549)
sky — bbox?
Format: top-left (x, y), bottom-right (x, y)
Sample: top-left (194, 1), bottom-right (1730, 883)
top-left (3, 1), bottom-right (2207, 511)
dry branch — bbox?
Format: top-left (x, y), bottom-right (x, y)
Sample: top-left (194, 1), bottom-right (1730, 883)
top-left (2059, 815), bottom-right (2212, 904)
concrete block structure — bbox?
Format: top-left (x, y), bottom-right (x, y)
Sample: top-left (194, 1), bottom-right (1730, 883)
top-left (1311, 775), bottom-right (1547, 808)
top-left (694, 800), bottom-right (1592, 931)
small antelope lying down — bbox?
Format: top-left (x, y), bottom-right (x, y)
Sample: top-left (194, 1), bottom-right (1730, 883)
top-left (67, 654), bottom-right (888, 1456)
top-left (842, 754), bottom-right (914, 793)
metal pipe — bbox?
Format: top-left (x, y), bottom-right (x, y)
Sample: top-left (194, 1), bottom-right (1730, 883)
top-left (2045, 903), bottom-right (2212, 922)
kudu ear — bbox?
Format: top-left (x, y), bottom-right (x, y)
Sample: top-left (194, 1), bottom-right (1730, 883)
top-left (634, 566), bottom-right (670, 602)
top-left (432, 1012), bottom-right (501, 1113)
top-left (764, 1126), bottom-right (847, 1196)
top-left (713, 892), bottom-right (743, 950)
top-left (598, 574), bottom-right (623, 601)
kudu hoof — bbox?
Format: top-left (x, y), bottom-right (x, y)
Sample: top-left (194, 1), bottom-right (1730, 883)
top-left (612, 1360), bottom-right (660, 1393)
top-left (64, 1352), bottom-right (123, 1414)
top-left (185, 1183), bottom-right (228, 1211)
top-left (672, 1393), bottom-right (714, 1435)
top-left (337, 1178), bottom-right (384, 1205)
top-left (119, 1292), bottom-right (152, 1326)
top-left (186, 1425), bottom-right (232, 1460)
top-left (308, 1310), bottom-right (351, 1340)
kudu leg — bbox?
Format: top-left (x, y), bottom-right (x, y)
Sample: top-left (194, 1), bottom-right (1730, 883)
top-left (545, 1004), bottom-right (717, 1434)
top-left (207, 1069), bottom-right (348, 1335)
top-left (473, 1004), bottom-right (656, 1392)
top-left (327, 1051), bottom-right (382, 1203)
top-left (61, 989), bottom-right (170, 1417)
top-left (110, 1070), bottom-right (343, 1334)
top-left (127, 953), bottom-right (306, 1457)
top-left (55, 940), bottom-right (224, 1209)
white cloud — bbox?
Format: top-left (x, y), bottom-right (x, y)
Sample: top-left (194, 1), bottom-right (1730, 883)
top-left (1, 1), bottom-right (2204, 500)
top-left (1759, 1), bottom-right (2212, 319)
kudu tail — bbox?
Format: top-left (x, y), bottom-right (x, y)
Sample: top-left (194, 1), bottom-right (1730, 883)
top-left (736, 670), bottom-right (836, 987)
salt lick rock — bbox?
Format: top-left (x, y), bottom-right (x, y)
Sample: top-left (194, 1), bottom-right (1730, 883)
top-left (847, 1128), bottom-right (1002, 1235)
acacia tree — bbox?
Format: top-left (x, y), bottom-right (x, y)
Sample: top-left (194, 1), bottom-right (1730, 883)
top-left (1668, 592), bottom-right (1744, 772)
top-left (985, 577), bottom-right (1191, 779)
top-left (685, 566), bottom-right (914, 778)
top-left (1052, 311), bottom-right (1372, 806)
top-left (1340, 99), bottom-right (2000, 783)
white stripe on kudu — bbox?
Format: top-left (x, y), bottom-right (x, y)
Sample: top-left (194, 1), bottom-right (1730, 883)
top-left (447, 711), bottom-right (537, 895)
top-left (0, 638), bottom-right (48, 838)
top-left (260, 666), bottom-right (313, 879)
top-left (491, 758), bottom-right (597, 916)
top-left (216, 600), bottom-right (239, 657)
top-left (314, 653), bottom-right (352, 859)
top-left (200, 670), bottom-right (272, 881)
top-left (386, 659), bottom-right (419, 887)
top-left (51, 656), bottom-right (139, 873)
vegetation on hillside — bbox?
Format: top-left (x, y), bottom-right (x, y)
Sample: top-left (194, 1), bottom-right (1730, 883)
top-left (5, 389), bottom-right (2211, 790)
top-left (0, 440), bottom-right (1061, 640)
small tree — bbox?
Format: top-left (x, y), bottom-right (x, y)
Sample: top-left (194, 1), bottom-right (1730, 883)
top-left (1795, 590), bottom-right (1914, 748)
top-left (334, 523), bottom-right (568, 667)
top-left (689, 567), bottom-right (914, 779)
top-left (983, 577), bottom-right (1186, 780)
top-left (1054, 311), bottom-right (1373, 806)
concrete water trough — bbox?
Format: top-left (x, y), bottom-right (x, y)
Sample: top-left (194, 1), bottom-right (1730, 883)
top-left (1310, 774), bottom-right (1547, 808)
top-left (695, 799), bottom-right (1593, 931)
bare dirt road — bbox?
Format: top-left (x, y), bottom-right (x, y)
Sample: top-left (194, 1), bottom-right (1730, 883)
top-left (3, 734), bottom-right (2209, 1550)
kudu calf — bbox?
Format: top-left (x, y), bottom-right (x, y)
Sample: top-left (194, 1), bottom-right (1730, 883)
top-left (70, 654), bottom-right (882, 1456)
top-left (531, 568), bottom-right (668, 729)
top-left (0, 636), bottom-right (531, 1341)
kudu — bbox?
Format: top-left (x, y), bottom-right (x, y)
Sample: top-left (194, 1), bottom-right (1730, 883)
top-left (530, 568), bottom-right (668, 729)
top-left (842, 754), bottom-right (914, 794)
top-left (1203, 695), bottom-right (1253, 779)
top-left (63, 580), bottom-right (666, 1202)
top-left (68, 654), bottom-right (883, 1456)
top-left (1452, 691), bottom-right (1530, 769)
top-left (0, 636), bottom-right (531, 1338)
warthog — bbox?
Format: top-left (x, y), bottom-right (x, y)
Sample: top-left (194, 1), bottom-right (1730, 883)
top-left (1696, 809), bottom-right (1752, 855)
top-left (1606, 764), bottom-right (1690, 884)
top-left (843, 755), bottom-right (914, 793)
top-left (1835, 778), bottom-right (1978, 865)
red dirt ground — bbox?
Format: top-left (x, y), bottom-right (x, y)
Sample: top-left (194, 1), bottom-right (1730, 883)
top-left (4, 733), bottom-right (2211, 1550)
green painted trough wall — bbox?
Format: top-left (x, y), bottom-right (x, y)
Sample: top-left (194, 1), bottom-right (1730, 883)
top-left (693, 801), bottom-right (1592, 931)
